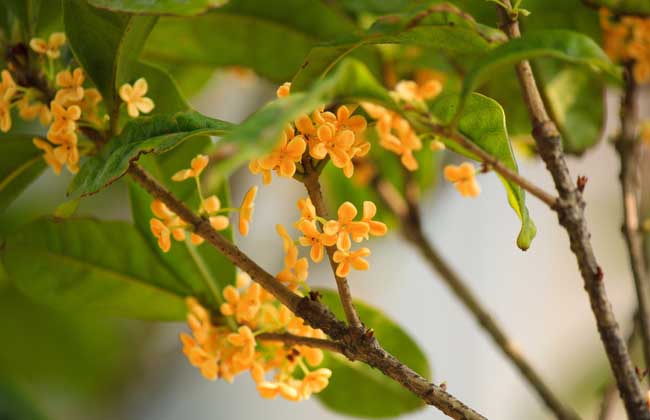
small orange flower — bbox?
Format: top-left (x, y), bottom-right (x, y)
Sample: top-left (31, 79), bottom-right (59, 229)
top-left (239, 186), bottom-right (258, 236)
top-left (332, 248), bottom-right (371, 277)
top-left (55, 68), bottom-right (85, 105)
top-left (29, 32), bottom-right (66, 59)
top-left (33, 138), bottom-right (63, 174)
top-left (276, 82), bottom-right (291, 98)
top-left (444, 162), bottom-right (481, 198)
top-left (393, 79), bottom-right (442, 102)
top-left (48, 102), bottom-right (81, 137)
top-left (355, 201), bottom-right (387, 240)
top-left (296, 197), bottom-right (316, 226)
top-left (430, 139), bottom-right (445, 151)
top-left (0, 98), bottom-right (11, 133)
top-left (258, 126), bottom-right (306, 177)
top-left (249, 159), bottom-right (273, 185)
top-left (335, 105), bottom-right (367, 133)
top-left (276, 224), bottom-right (309, 288)
top-left (18, 97), bottom-right (51, 126)
top-left (297, 220), bottom-right (336, 262)
top-left (0, 70), bottom-right (17, 102)
top-left (312, 123), bottom-right (354, 168)
top-left (119, 77), bottom-right (154, 117)
top-left (323, 202), bottom-right (369, 251)
top-left (150, 218), bottom-right (171, 252)
top-left (300, 368), bottom-right (332, 398)
top-left (171, 154), bottom-right (209, 181)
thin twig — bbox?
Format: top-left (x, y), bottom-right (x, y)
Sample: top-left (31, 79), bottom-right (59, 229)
top-left (127, 162), bottom-right (486, 420)
top-left (301, 156), bottom-right (363, 329)
top-left (257, 332), bottom-right (345, 354)
top-left (373, 176), bottom-right (581, 420)
top-left (496, 2), bottom-right (649, 418)
top-left (415, 118), bottom-right (558, 208)
top-left (616, 64), bottom-right (650, 385)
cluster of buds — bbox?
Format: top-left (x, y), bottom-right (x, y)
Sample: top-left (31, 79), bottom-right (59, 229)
top-left (601, 9), bottom-right (650, 83)
top-left (149, 154), bottom-right (258, 253)
top-left (249, 82), bottom-right (370, 184)
top-left (2, 31), bottom-right (155, 175)
top-left (181, 274), bottom-right (332, 402)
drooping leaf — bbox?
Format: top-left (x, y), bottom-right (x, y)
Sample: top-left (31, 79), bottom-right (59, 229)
top-left (292, 6), bottom-right (496, 90)
top-left (0, 135), bottom-right (46, 212)
top-left (458, 29), bottom-right (621, 113)
top-left (429, 93), bottom-right (537, 249)
top-left (215, 59), bottom-right (395, 177)
top-left (143, 0), bottom-right (381, 83)
top-left (316, 289), bottom-right (430, 418)
top-left (87, 0), bottom-right (228, 16)
top-left (63, 0), bottom-right (157, 122)
top-left (2, 218), bottom-right (188, 320)
top-left (67, 110), bottom-right (233, 197)
top-left (582, 0), bottom-right (650, 15)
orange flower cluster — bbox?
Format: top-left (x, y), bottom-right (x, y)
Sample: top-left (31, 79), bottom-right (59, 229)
top-left (360, 78), bottom-right (441, 171)
top-left (181, 274), bottom-right (332, 401)
top-left (149, 155), bottom-right (258, 252)
top-left (249, 82), bottom-right (369, 184)
top-left (287, 198), bottom-right (387, 278)
top-left (601, 9), bottom-right (650, 83)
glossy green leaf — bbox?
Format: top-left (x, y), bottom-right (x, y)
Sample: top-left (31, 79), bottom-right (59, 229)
top-left (143, 0), bottom-right (380, 83)
top-left (292, 7), bottom-right (494, 90)
top-left (538, 61), bottom-right (605, 154)
top-left (583, 0), bottom-right (650, 15)
top-left (2, 218), bottom-right (188, 320)
top-left (0, 136), bottom-right (46, 212)
top-left (63, 0), bottom-right (157, 121)
top-left (68, 110), bottom-right (233, 197)
top-left (429, 93), bottom-right (537, 249)
top-left (87, 0), bottom-right (228, 16)
top-left (316, 289), bottom-right (430, 418)
top-left (216, 59), bottom-right (395, 177)
top-left (459, 30), bottom-right (621, 113)
top-left (4, 0), bottom-right (40, 38)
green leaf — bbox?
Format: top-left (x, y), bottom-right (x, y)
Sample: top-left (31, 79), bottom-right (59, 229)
top-left (87, 0), bottom-right (228, 16)
top-left (67, 110), bottom-right (233, 197)
top-left (316, 289), bottom-right (430, 418)
top-left (537, 61), bottom-right (605, 154)
top-left (459, 30), bottom-right (621, 113)
top-left (216, 59), bottom-right (395, 177)
top-left (63, 0), bottom-right (157, 122)
top-left (143, 0), bottom-right (380, 83)
top-left (4, 0), bottom-right (40, 38)
top-left (429, 93), bottom-right (537, 249)
top-left (53, 198), bottom-right (80, 218)
top-left (0, 136), bottom-right (46, 213)
top-left (292, 7), bottom-right (494, 90)
top-left (583, 0), bottom-right (650, 15)
top-left (0, 379), bottom-right (48, 420)
top-left (2, 218), bottom-right (188, 320)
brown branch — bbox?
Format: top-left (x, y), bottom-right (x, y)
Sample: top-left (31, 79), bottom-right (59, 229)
top-left (301, 156), bottom-right (363, 329)
top-left (127, 162), bottom-right (486, 420)
top-left (598, 312), bottom-right (641, 420)
top-left (257, 332), bottom-right (345, 354)
top-left (496, 2), bottom-right (649, 418)
top-left (415, 118), bottom-right (558, 208)
top-left (373, 176), bottom-right (580, 420)
top-left (616, 64), bottom-right (650, 385)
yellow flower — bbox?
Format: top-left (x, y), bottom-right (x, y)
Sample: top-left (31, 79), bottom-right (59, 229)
top-left (312, 123), bottom-right (354, 169)
top-left (356, 201), bottom-right (387, 240)
top-left (29, 32), bottom-right (66, 59)
top-left (275, 224), bottom-right (308, 289)
top-left (393, 79), bottom-right (442, 102)
top-left (295, 197), bottom-right (316, 226)
top-left (335, 105), bottom-right (367, 133)
top-left (239, 186), bottom-right (258, 236)
top-left (300, 368), bottom-right (332, 398)
top-left (323, 202), bottom-right (369, 251)
top-left (171, 154), bottom-right (209, 181)
top-left (332, 247), bottom-right (371, 277)
top-left (33, 138), bottom-right (63, 174)
top-left (276, 82), bottom-right (291, 98)
top-left (0, 70), bottom-right (17, 102)
top-left (150, 218), bottom-right (171, 252)
top-left (55, 68), bottom-right (85, 105)
top-left (119, 77), bottom-right (154, 117)
top-left (248, 159), bottom-right (273, 185)
top-left (18, 97), bottom-right (52, 126)
top-left (430, 139), bottom-right (445, 151)
top-left (48, 102), bottom-right (81, 139)
top-left (297, 220), bottom-right (336, 262)
top-left (0, 98), bottom-right (11, 133)
top-left (641, 120), bottom-right (650, 145)
top-left (444, 162), bottom-right (481, 198)
top-left (258, 126), bottom-right (307, 177)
